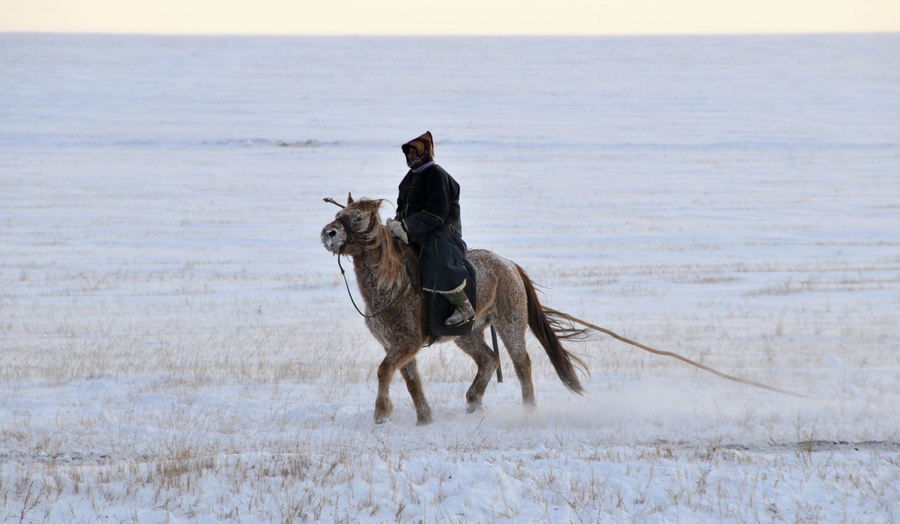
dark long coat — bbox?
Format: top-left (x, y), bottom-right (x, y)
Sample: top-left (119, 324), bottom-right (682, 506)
top-left (395, 163), bottom-right (469, 294)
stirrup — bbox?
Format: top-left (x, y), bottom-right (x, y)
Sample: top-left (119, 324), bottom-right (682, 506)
top-left (445, 306), bottom-right (476, 327)
top-left (445, 315), bottom-right (475, 328)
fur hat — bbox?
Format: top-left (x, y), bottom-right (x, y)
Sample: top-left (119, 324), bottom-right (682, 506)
top-left (401, 131), bottom-right (434, 164)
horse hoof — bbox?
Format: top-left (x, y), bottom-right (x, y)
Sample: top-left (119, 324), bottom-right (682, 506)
top-left (415, 408), bottom-right (434, 425)
top-left (466, 402), bottom-right (484, 414)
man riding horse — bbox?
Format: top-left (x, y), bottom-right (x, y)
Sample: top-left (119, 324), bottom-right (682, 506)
top-left (386, 131), bottom-right (476, 327)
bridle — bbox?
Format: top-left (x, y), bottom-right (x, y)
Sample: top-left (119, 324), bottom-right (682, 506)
top-left (333, 215), bottom-right (362, 256)
top-left (330, 211), bottom-right (416, 319)
top-left (324, 197), bottom-right (374, 256)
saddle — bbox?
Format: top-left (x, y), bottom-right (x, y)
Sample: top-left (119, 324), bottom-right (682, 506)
top-left (428, 260), bottom-right (477, 337)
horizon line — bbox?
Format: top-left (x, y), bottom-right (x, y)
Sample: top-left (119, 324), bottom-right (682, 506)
top-left (3, 29), bottom-right (899, 37)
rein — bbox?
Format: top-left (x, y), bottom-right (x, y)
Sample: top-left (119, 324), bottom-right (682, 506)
top-left (337, 253), bottom-right (413, 319)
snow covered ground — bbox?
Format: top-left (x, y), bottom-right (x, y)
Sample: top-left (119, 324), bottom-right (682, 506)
top-left (1, 33), bottom-right (899, 522)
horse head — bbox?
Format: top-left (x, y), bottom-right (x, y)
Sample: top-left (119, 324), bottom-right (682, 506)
top-left (321, 193), bottom-right (386, 256)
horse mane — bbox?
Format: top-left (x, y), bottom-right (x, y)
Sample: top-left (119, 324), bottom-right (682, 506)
top-left (354, 198), bottom-right (413, 297)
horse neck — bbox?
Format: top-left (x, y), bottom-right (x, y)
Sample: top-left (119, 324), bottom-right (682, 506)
top-left (350, 227), bottom-right (407, 304)
top-left (351, 243), bottom-right (383, 298)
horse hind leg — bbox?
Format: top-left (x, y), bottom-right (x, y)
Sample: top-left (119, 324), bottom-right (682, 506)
top-left (494, 317), bottom-right (536, 408)
top-left (454, 328), bottom-right (500, 413)
top-left (400, 357), bottom-right (433, 425)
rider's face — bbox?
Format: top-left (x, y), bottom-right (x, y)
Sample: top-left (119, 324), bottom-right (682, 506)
top-left (405, 147), bottom-right (419, 167)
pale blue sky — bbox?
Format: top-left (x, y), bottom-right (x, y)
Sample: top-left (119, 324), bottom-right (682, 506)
top-left (2, 0), bottom-right (899, 35)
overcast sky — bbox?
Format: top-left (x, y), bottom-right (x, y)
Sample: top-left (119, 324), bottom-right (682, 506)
top-left (2, 0), bottom-right (899, 35)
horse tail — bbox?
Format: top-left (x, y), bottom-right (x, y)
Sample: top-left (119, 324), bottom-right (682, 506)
top-left (515, 264), bottom-right (589, 394)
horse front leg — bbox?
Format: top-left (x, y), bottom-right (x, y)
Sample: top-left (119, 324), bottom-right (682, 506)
top-left (374, 346), bottom-right (419, 424)
top-left (400, 358), bottom-right (433, 425)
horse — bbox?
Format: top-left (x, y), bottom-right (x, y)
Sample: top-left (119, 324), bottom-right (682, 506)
top-left (321, 194), bottom-right (588, 425)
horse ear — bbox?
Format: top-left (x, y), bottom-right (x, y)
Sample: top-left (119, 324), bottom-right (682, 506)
top-left (347, 192), bottom-right (354, 206)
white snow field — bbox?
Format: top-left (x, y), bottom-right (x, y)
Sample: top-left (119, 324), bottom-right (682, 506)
top-left (2, 34), bottom-right (899, 523)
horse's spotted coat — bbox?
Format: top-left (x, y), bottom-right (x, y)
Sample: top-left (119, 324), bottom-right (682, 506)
top-left (322, 195), bottom-right (585, 425)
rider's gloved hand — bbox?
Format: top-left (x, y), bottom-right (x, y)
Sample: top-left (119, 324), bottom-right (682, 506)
top-left (386, 218), bottom-right (409, 244)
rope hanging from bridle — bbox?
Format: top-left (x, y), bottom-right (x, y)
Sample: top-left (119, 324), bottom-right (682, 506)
top-left (542, 306), bottom-right (806, 398)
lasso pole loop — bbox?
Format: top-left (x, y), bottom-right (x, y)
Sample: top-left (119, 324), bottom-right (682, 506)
top-left (543, 306), bottom-right (806, 398)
